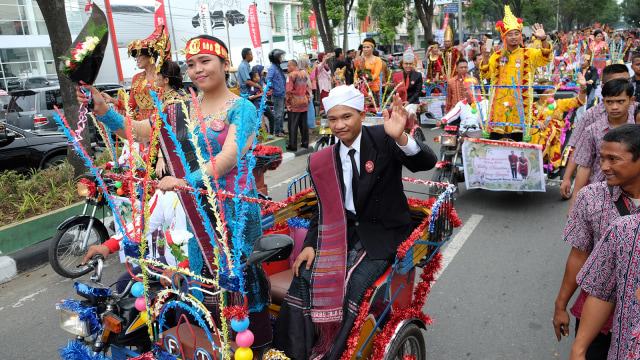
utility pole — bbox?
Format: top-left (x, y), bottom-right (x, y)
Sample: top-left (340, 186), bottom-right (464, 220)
top-left (458, 0), bottom-right (463, 42)
top-left (556, 0), bottom-right (560, 31)
top-left (225, 15), bottom-right (232, 66)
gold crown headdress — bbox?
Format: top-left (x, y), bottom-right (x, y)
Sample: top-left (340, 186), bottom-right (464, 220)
top-left (495, 6), bottom-right (523, 38)
top-left (127, 25), bottom-right (171, 74)
top-left (444, 26), bottom-right (453, 42)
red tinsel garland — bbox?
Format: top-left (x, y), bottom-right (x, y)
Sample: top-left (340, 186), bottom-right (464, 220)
top-left (78, 178), bottom-right (96, 198)
top-left (339, 288), bottom-right (374, 360)
top-left (222, 305), bottom-right (248, 321)
top-left (129, 352), bottom-right (155, 360)
top-left (253, 144), bottom-right (283, 157)
top-left (404, 356), bottom-right (417, 360)
top-left (368, 252), bottom-right (442, 360)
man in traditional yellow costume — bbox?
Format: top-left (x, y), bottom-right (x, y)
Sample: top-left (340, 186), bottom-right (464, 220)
top-left (479, 6), bottom-right (552, 141)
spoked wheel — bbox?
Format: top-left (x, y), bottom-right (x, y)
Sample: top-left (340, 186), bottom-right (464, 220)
top-left (431, 164), bottom-right (457, 187)
top-left (314, 136), bottom-right (330, 152)
top-left (383, 324), bottom-right (426, 360)
top-left (49, 217), bottom-right (109, 278)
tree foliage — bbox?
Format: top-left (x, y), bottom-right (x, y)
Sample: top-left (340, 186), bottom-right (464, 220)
top-left (622, 0), bottom-right (640, 27)
top-left (370, 0), bottom-right (408, 46)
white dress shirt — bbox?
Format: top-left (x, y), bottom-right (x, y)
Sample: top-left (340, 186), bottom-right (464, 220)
top-left (339, 130), bottom-right (421, 213)
top-left (441, 98), bottom-right (488, 129)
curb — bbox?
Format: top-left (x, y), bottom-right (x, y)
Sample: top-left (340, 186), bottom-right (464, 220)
top-left (0, 238), bottom-right (50, 284)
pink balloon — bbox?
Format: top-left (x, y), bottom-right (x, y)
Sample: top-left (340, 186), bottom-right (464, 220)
top-left (135, 296), bottom-right (147, 312)
top-left (235, 330), bottom-right (254, 348)
top-left (547, 97), bottom-right (555, 104)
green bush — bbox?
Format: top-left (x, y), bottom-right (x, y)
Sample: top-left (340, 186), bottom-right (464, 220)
top-left (0, 160), bottom-right (83, 226)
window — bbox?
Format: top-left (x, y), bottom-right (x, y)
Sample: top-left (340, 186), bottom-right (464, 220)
top-left (45, 90), bottom-right (63, 110)
top-left (8, 93), bottom-right (35, 113)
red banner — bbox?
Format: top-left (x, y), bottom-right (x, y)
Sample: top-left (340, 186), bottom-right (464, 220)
top-left (154, 0), bottom-right (168, 32)
top-left (309, 12), bottom-right (317, 50)
top-left (248, 5), bottom-right (263, 60)
top-left (442, 14), bottom-right (450, 30)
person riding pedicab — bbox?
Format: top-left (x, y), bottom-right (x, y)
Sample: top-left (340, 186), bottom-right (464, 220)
top-left (392, 49), bottom-right (423, 126)
top-left (529, 72), bottom-right (588, 169)
top-left (79, 34), bottom-right (273, 353)
top-left (479, 6), bottom-right (553, 141)
top-left (272, 86), bottom-right (438, 360)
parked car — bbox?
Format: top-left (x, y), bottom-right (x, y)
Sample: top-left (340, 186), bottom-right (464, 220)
top-left (225, 10), bottom-right (245, 26)
top-left (5, 84), bottom-right (125, 141)
top-left (0, 122), bottom-right (70, 173)
top-left (211, 11), bottom-right (225, 29)
top-left (0, 69), bottom-right (22, 92)
top-left (24, 76), bottom-right (59, 89)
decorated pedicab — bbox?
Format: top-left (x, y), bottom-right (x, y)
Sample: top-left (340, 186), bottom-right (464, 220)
top-left (432, 6), bottom-right (589, 194)
top-left (52, 7), bottom-right (462, 360)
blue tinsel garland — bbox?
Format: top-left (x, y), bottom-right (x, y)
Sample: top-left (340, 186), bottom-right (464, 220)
top-left (59, 339), bottom-right (108, 360)
top-left (287, 216), bottom-right (311, 229)
top-left (56, 299), bottom-right (100, 334)
top-left (73, 282), bottom-right (111, 299)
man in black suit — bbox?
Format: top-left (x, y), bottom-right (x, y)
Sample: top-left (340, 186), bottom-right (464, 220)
top-left (273, 86), bottom-right (437, 360)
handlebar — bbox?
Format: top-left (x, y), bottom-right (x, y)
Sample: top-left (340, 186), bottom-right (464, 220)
top-left (78, 253), bottom-right (104, 283)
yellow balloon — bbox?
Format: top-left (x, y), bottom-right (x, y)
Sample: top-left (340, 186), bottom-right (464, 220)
top-left (139, 311), bottom-right (149, 322)
top-left (545, 110), bottom-right (554, 116)
top-left (235, 347), bottom-right (253, 360)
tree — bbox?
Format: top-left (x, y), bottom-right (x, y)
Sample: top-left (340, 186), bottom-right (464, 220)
top-left (371, 0), bottom-right (408, 49)
top-left (414, 0), bottom-right (435, 46)
top-left (36, 0), bottom-right (89, 177)
top-left (622, 0), bottom-right (640, 27)
top-left (341, 0), bottom-right (357, 51)
top-left (309, 0), bottom-right (336, 51)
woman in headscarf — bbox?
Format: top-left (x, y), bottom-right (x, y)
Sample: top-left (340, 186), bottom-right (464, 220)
top-left (298, 56), bottom-right (316, 133)
top-left (311, 52), bottom-right (332, 114)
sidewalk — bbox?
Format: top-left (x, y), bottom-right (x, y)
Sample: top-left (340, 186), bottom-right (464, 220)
top-left (0, 141), bottom-right (316, 284)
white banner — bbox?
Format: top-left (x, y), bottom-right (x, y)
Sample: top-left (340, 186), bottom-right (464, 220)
top-left (199, 3), bottom-right (211, 35)
top-left (462, 138), bottom-right (546, 192)
top-left (284, 4), bottom-right (294, 57)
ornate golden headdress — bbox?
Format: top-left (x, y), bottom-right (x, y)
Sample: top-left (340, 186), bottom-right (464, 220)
top-left (495, 6), bottom-right (523, 38)
top-left (127, 25), bottom-right (171, 73)
top-left (444, 26), bottom-right (453, 42)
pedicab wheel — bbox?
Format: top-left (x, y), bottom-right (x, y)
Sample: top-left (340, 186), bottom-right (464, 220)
top-left (431, 165), bottom-right (457, 188)
top-left (314, 136), bottom-right (330, 152)
top-left (49, 217), bottom-right (109, 278)
top-left (383, 323), bottom-right (426, 360)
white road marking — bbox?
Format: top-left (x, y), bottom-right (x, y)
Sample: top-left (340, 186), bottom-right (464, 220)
top-left (435, 214), bottom-right (483, 281)
top-left (269, 173), bottom-right (306, 190)
top-left (12, 288), bottom-right (47, 308)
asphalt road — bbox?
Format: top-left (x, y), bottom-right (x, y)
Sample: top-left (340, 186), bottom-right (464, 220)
top-left (0, 132), bottom-right (577, 359)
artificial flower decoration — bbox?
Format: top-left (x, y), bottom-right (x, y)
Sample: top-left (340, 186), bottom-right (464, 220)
top-left (59, 5), bottom-right (109, 84)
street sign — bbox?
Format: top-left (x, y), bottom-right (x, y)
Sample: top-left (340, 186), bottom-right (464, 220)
top-left (435, 0), bottom-right (454, 5)
top-left (444, 4), bottom-right (459, 13)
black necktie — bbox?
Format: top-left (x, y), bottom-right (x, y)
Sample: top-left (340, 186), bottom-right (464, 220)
top-left (635, 80), bottom-right (640, 99)
top-left (348, 149), bottom-right (359, 206)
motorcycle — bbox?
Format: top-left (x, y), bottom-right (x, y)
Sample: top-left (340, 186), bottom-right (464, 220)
top-left (49, 172), bottom-right (114, 278)
top-left (56, 254), bottom-right (158, 358)
top-left (313, 116), bottom-right (335, 152)
top-left (432, 124), bottom-right (472, 189)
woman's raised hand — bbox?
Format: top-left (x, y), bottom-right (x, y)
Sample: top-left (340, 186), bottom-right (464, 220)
top-left (76, 85), bottom-right (109, 117)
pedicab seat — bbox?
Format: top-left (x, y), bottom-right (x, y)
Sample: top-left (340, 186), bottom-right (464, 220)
top-left (269, 270), bottom-right (294, 306)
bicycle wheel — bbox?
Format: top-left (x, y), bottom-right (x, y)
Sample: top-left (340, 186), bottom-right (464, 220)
top-left (49, 216), bottom-right (109, 278)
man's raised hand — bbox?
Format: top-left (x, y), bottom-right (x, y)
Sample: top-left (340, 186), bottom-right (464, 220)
top-left (382, 94), bottom-right (408, 145)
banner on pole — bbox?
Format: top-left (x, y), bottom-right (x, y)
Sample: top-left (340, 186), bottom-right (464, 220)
top-left (248, 5), bottom-right (263, 59)
top-left (284, 4), bottom-right (294, 56)
top-left (309, 12), bottom-right (318, 50)
top-left (198, 3), bottom-right (212, 35)
top-left (462, 138), bottom-right (546, 192)
top-left (154, 0), bottom-right (168, 31)
top-left (442, 13), bottom-right (449, 30)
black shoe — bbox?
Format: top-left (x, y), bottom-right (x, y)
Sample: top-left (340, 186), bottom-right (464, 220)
top-left (286, 146), bottom-right (297, 152)
top-left (301, 144), bottom-right (309, 149)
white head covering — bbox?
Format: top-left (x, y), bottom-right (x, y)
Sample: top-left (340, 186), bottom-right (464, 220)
top-left (322, 85), bottom-right (364, 113)
top-left (403, 49), bottom-right (415, 62)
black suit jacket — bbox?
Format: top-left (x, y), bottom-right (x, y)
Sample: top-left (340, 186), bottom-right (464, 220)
top-left (403, 70), bottom-right (424, 105)
top-left (303, 125), bottom-right (438, 260)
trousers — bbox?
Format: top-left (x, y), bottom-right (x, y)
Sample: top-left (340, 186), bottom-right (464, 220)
top-left (287, 110), bottom-right (309, 151)
top-left (273, 244), bottom-right (392, 360)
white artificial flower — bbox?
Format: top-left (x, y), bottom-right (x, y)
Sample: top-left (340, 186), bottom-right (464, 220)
top-left (87, 44), bottom-right (95, 52)
top-left (65, 60), bottom-right (71, 66)
top-left (168, 229), bottom-right (193, 246)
